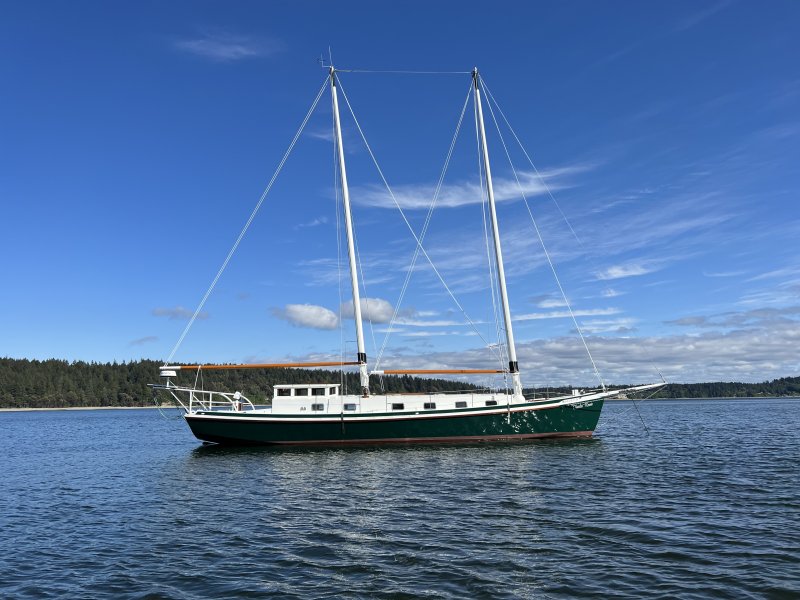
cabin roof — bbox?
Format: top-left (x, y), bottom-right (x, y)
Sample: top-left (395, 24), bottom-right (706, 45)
top-left (274, 383), bottom-right (340, 389)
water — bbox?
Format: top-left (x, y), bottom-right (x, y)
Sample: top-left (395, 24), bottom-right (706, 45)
top-left (1, 399), bottom-right (798, 599)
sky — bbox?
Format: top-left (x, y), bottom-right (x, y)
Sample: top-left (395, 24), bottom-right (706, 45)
top-left (1, 1), bottom-right (798, 386)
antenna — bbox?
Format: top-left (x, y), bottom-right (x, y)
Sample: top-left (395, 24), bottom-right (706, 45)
top-left (319, 48), bottom-right (334, 69)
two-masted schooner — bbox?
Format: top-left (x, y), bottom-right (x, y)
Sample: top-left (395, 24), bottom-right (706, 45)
top-left (151, 66), bottom-right (664, 445)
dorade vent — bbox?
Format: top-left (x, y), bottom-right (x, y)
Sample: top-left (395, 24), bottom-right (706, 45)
top-left (343, 403), bottom-right (357, 411)
top-left (311, 388), bottom-right (326, 396)
top-left (391, 403), bottom-right (405, 410)
top-left (485, 400), bottom-right (498, 406)
top-left (423, 402), bottom-right (436, 410)
top-left (311, 403), bottom-right (325, 411)
top-left (455, 401), bottom-right (467, 408)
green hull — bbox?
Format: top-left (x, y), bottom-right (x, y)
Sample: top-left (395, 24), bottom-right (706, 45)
top-left (184, 400), bottom-right (604, 445)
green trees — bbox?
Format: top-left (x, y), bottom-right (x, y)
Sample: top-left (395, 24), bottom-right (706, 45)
top-left (0, 358), bottom-right (480, 408)
top-left (0, 357), bottom-right (797, 408)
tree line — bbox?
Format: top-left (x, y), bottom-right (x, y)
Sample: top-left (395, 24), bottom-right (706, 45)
top-left (0, 357), bottom-right (797, 409)
top-left (0, 358), bottom-right (480, 408)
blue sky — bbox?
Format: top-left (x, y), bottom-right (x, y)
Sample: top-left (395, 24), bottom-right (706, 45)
top-left (1, 1), bottom-right (798, 385)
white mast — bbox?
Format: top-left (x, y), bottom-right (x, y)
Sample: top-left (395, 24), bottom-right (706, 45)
top-left (473, 68), bottom-right (523, 397)
top-left (330, 66), bottom-right (370, 396)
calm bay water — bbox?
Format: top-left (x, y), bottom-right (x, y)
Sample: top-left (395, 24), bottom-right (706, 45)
top-left (1, 398), bottom-right (799, 599)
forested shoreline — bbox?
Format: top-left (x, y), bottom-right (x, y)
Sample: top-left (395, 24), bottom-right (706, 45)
top-left (0, 357), bottom-right (797, 408)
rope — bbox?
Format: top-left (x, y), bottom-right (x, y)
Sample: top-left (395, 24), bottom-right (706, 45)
top-left (335, 69), bottom-right (472, 75)
top-left (165, 75), bottom-right (329, 364)
top-left (596, 387), bottom-right (663, 431)
top-left (481, 83), bottom-right (607, 391)
top-left (335, 76), bottom-right (501, 357)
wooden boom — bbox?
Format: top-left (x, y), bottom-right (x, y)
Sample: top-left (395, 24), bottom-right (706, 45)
top-left (165, 361), bottom-right (360, 371)
top-left (377, 369), bottom-right (506, 375)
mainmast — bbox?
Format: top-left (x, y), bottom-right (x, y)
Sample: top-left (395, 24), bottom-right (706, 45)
top-left (330, 66), bottom-right (370, 397)
top-left (473, 68), bottom-right (523, 397)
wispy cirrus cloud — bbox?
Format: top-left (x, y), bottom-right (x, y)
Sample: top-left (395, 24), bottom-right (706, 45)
top-left (601, 288), bottom-right (625, 298)
top-left (515, 307), bottom-right (620, 322)
top-left (703, 270), bottom-right (746, 278)
top-left (747, 265), bottom-right (800, 282)
top-left (173, 31), bottom-right (283, 62)
top-left (666, 305), bottom-right (800, 330)
top-left (673, 0), bottom-right (734, 32)
top-left (305, 128), bottom-right (335, 143)
top-left (295, 216), bottom-right (328, 230)
top-left (595, 261), bottom-right (661, 281)
top-left (152, 306), bottom-right (208, 321)
top-left (354, 166), bottom-right (589, 210)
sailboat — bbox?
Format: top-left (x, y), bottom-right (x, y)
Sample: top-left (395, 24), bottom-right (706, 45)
top-left (151, 66), bottom-right (665, 445)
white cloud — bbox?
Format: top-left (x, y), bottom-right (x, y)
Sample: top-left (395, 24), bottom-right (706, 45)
top-left (703, 270), bottom-right (746, 278)
top-left (129, 336), bottom-right (158, 346)
top-left (283, 302), bottom-right (800, 384)
top-left (747, 265), bottom-right (800, 282)
top-left (601, 288), bottom-right (624, 298)
top-left (152, 306), bottom-right (208, 321)
top-left (340, 297), bottom-right (395, 324)
top-left (596, 261), bottom-right (660, 280)
top-left (536, 297), bottom-right (568, 308)
top-left (573, 318), bottom-right (638, 334)
top-left (295, 216), bottom-right (328, 230)
top-left (666, 306), bottom-right (800, 330)
top-left (306, 129), bottom-right (335, 142)
top-left (353, 166), bottom-right (587, 210)
top-left (673, 0), bottom-right (732, 32)
top-left (396, 318), bottom-right (464, 327)
top-left (173, 32), bottom-right (283, 62)
top-left (514, 307), bottom-right (620, 322)
top-left (272, 304), bottom-right (339, 330)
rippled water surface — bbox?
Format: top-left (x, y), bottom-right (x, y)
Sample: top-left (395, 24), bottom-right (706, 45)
top-left (2, 399), bottom-right (799, 599)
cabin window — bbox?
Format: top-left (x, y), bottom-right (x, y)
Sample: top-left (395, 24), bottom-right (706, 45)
top-left (295, 388), bottom-right (309, 396)
top-left (391, 403), bottom-right (405, 410)
top-left (277, 389), bottom-right (291, 397)
top-left (455, 401), bottom-right (467, 408)
top-left (311, 403), bottom-right (325, 411)
top-left (485, 400), bottom-right (498, 406)
top-left (312, 388), bottom-right (326, 396)
top-left (329, 387), bottom-right (337, 395)
top-left (423, 402), bottom-right (436, 410)
top-left (343, 403), bottom-right (357, 411)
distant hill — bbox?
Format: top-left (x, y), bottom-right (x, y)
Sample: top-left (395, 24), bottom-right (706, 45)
top-left (0, 357), bottom-right (797, 408)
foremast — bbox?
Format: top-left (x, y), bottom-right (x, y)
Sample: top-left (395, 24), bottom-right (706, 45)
top-left (473, 68), bottom-right (523, 397)
top-left (330, 66), bottom-right (370, 397)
